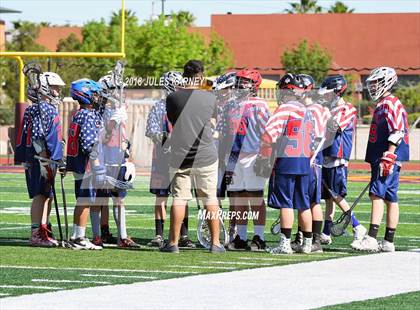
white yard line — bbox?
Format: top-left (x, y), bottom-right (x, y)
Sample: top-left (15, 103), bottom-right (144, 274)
top-left (1, 251), bottom-right (419, 309)
top-left (31, 279), bottom-right (110, 285)
top-left (0, 293), bottom-right (10, 296)
top-left (0, 265), bottom-right (197, 275)
top-left (80, 274), bottom-right (157, 280)
top-left (202, 261), bottom-right (273, 266)
top-left (167, 265), bottom-right (236, 270)
top-left (0, 285), bottom-right (63, 290)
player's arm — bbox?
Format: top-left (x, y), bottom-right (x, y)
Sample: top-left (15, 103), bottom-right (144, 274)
top-left (379, 102), bottom-right (405, 176)
top-left (146, 101), bottom-right (166, 143)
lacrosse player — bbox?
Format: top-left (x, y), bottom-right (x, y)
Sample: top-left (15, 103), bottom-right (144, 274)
top-left (89, 73), bottom-right (138, 248)
top-left (145, 71), bottom-right (195, 248)
top-left (15, 70), bottom-right (65, 247)
top-left (290, 74), bottom-right (331, 253)
top-left (66, 78), bottom-right (106, 250)
top-left (318, 75), bottom-right (366, 246)
top-left (212, 71), bottom-right (238, 242)
top-left (218, 69), bottom-right (270, 251)
top-left (256, 73), bottom-right (315, 254)
top-left (353, 67), bottom-right (409, 252)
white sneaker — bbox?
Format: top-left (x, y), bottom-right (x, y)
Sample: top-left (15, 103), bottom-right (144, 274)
top-left (355, 235), bottom-right (379, 252)
top-left (70, 237), bottom-right (103, 250)
top-left (353, 225), bottom-right (367, 241)
top-left (269, 234), bottom-right (293, 254)
top-left (297, 237), bottom-right (312, 254)
top-left (379, 240), bottom-right (395, 252)
top-left (320, 233), bottom-right (332, 245)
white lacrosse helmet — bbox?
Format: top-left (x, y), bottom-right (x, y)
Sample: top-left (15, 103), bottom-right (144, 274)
top-left (39, 72), bottom-right (65, 105)
top-left (161, 71), bottom-right (184, 96)
top-left (366, 67), bottom-right (397, 101)
top-left (98, 74), bottom-right (116, 91)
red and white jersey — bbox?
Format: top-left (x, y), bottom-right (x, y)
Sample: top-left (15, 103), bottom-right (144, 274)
top-left (331, 101), bottom-right (357, 132)
top-left (262, 100), bottom-right (314, 175)
top-left (323, 101), bottom-right (357, 160)
top-left (308, 103), bottom-right (331, 138)
top-left (365, 95), bottom-right (409, 163)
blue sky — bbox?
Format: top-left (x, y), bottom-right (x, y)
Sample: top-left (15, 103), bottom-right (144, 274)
top-left (1, 0), bottom-right (419, 28)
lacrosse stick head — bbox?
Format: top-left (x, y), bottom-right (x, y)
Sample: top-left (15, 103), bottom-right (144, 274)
top-left (330, 212), bottom-right (351, 237)
top-left (23, 62), bottom-right (43, 101)
top-left (270, 217), bottom-right (281, 235)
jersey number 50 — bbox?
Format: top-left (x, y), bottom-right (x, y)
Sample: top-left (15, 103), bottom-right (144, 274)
top-left (284, 119), bottom-right (313, 157)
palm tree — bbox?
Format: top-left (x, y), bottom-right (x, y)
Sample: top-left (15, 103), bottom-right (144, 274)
top-left (285, 0), bottom-right (323, 14)
top-left (328, 1), bottom-right (355, 13)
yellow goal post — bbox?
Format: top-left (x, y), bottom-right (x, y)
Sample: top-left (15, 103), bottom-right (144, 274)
top-left (0, 0), bottom-right (126, 102)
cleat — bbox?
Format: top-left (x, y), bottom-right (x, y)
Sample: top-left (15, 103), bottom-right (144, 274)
top-left (147, 235), bottom-right (164, 248)
top-left (118, 237), bottom-right (140, 248)
top-left (47, 223), bottom-right (55, 239)
top-left (29, 228), bottom-right (57, 247)
top-left (291, 231), bottom-right (303, 252)
top-left (353, 235), bottom-right (379, 252)
top-left (379, 240), bottom-right (395, 252)
top-left (101, 226), bottom-right (117, 244)
top-left (159, 242), bottom-right (179, 253)
top-left (227, 235), bottom-right (248, 251)
top-left (296, 237), bottom-right (312, 254)
top-left (311, 240), bottom-right (323, 253)
top-left (320, 233), bottom-right (332, 245)
top-left (70, 237), bottom-right (103, 250)
top-left (269, 233), bottom-right (293, 254)
top-left (353, 224), bottom-right (367, 241)
top-left (91, 236), bottom-right (104, 247)
top-left (210, 244), bottom-right (226, 254)
top-left (178, 236), bottom-right (196, 248)
top-left (39, 225), bottom-right (59, 246)
top-left (249, 235), bottom-right (266, 251)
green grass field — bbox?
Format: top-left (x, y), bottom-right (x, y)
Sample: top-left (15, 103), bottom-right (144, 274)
top-left (0, 172), bottom-right (419, 302)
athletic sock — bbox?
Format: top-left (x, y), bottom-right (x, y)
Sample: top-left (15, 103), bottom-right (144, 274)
top-left (155, 219), bottom-right (164, 237)
top-left (180, 217), bottom-right (188, 236)
top-left (118, 207), bottom-right (128, 239)
top-left (312, 221), bottom-right (323, 235)
top-left (368, 224), bottom-right (380, 239)
top-left (90, 209), bottom-right (101, 237)
top-left (297, 226), bottom-right (302, 233)
top-left (384, 227), bottom-right (396, 243)
top-left (302, 231), bottom-right (312, 239)
top-left (31, 223), bottom-right (40, 230)
top-left (322, 220), bottom-right (333, 235)
top-left (75, 225), bottom-right (86, 239)
top-left (71, 224), bottom-right (77, 240)
top-left (281, 228), bottom-right (292, 239)
top-left (237, 224), bottom-right (248, 241)
top-left (113, 206), bottom-right (119, 239)
top-left (351, 213), bottom-right (360, 228)
top-left (254, 225), bottom-right (265, 240)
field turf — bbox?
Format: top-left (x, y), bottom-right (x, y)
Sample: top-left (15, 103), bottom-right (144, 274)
top-left (0, 172), bottom-right (419, 300)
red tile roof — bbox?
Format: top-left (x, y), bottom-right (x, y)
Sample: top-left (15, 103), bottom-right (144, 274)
top-left (211, 13), bottom-right (420, 75)
top-left (36, 26), bottom-right (82, 51)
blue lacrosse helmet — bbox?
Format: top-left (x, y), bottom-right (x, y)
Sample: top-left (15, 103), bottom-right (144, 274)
top-left (70, 78), bottom-right (103, 105)
top-left (213, 71), bottom-right (236, 91)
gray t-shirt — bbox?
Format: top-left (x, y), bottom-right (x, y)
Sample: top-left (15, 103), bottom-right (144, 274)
top-left (166, 89), bottom-right (217, 169)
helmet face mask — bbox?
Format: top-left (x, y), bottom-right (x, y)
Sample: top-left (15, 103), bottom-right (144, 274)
top-left (366, 67), bottom-right (397, 101)
top-left (162, 71), bottom-right (184, 96)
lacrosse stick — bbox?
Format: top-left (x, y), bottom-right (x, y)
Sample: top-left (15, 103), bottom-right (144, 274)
top-left (329, 182), bottom-right (370, 237)
top-left (270, 214), bottom-right (281, 235)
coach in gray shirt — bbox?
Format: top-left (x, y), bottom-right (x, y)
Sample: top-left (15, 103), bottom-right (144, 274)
top-left (161, 60), bottom-right (224, 253)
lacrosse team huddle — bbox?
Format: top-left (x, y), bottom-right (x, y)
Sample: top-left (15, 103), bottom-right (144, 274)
top-left (15, 59), bottom-right (410, 254)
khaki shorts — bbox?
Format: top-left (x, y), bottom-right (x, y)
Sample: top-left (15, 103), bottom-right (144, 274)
top-left (170, 160), bottom-right (218, 202)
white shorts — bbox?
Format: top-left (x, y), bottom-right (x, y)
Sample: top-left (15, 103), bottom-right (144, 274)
top-left (226, 153), bottom-right (267, 192)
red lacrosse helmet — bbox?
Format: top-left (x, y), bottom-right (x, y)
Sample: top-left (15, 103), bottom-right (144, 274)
top-left (236, 69), bottom-right (262, 94)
